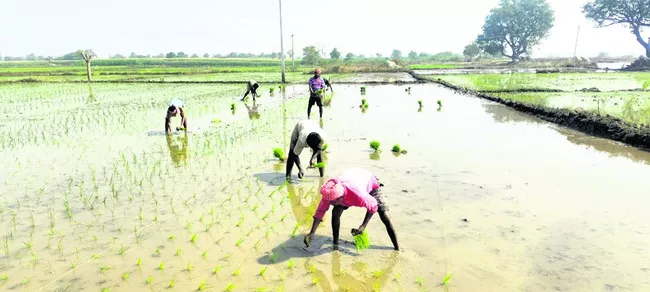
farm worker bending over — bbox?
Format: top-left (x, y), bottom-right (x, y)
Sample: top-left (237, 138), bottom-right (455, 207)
top-left (304, 168), bottom-right (399, 251)
top-left (286, 119), bottom-right (326, 182)
top-left (308, 68), bottom-right (328, 119)
top-left (165, 98), bottom-right (187, 134)
top-left (241, 80), bottom-right (260, 102)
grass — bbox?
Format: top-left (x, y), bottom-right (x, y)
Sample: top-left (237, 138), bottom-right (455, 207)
top-left (369, 140), bottom-right (380, 152)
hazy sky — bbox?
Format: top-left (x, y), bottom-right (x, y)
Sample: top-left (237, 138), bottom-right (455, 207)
top-left (0, 0), bottom-right (647, 58)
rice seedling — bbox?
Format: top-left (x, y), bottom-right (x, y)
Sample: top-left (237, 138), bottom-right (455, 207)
top-left (233, 265), bottom-right (241, 276)
top-left (231, 103), bottom-right (236, 110)
top-left (190, 233), bottom-right (197, 243)
top-left (122, 271), bottom-right (130, 281)
top-left (322, 143), bottom-right (328, 152)
top-left (158, 261), bottom-right (165, 270)
top-left (270, 252), bottom-right (277, 263)
top-left (437, 100), bottom-right (442, 107)
top-left (443, 272), bottom-right (452, 286)
top-left (118, 245), bottom-right (127, 257)
top-left (168, 279), bottom-right (176, 288)
top-left (417, 276), bottom-right (423, 286)
top-left (152, 248), bottom-right (161, 257)
top-left (198, 281), bottom-right (207, 291)
top-left (236, 237), bottom-right (245, 247)
top-left (202, 250), bottom-right (208, 259)
top-left (360, 86), bottom-right (366, 94)
top-left (236, 217), bottom-right (244, 227)
top-left (259, 266), bottom-right (268, 277)
top-left (360, 98), bottom-right (369, 108)
top-left (146, 275), bottom-right (153, 285)
top-left (418, 100), bottom-right (423, 107)
top-left (213, 265), bottom-right (222, 275)
top-left (101, 288), bottom-right (109, 292)
top-left (0, 274), bottom-right (7, 282)
top-left (313, 162), bottom-right (326, 168)
top-left (353, 230), bottom-right (371, 250)
top-left (391, 144), bottom-right (401, 153)
top-left (254, 239), bottom-right (262, 249)
top-left (395, 273), bottom-right (401, 280)
top-left (175, 247), bottom-right (182, 256)
top-left (136, 258), bottom-right (141, 267)
top-left (273, 148), bottom-right (285, 161)
top-left (21, 277), bottom-right (30, 287)
top-left (185, 262), bottom-right (194, 271)
top-left (169, 234), bottom-right (175, 241)
top-left (99, 265), bottom-right (111, 275)
top-left (369, 140), bottom-right (380, 152)
top-left (225, 283), bottom-right (235, 291)
top-left (291, 223), bottom-right (301, 237)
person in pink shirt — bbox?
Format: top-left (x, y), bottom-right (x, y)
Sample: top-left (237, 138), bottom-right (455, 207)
top-left (303, 168), bottom-right (399, 251)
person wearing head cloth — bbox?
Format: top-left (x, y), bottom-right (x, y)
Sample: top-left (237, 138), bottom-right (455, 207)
top-left (308, 68), bottom-right (328, 119)
top-left (165, 98), bottom-right (187, 134)
top-left (304, 168), bottom-right (399, 251)
top-left (286, 119), bottom-right (326, 182)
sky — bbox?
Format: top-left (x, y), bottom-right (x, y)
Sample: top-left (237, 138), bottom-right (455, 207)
top-left (0, 0), bottom-right (646, 58)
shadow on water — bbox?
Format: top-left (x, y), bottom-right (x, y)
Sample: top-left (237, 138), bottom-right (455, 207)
top-left (166, 133), bottom-right (188, 167)
top-left (483, 102), bottom-right (650, 165)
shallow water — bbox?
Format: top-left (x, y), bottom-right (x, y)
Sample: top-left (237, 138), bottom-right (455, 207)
top-left (1, 83), bottom-right (650, 291)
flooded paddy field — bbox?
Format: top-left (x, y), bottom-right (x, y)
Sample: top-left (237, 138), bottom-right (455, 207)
top-left (2, 83), bottom-right (650, 291)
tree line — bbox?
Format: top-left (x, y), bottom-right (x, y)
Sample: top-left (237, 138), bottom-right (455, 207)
top-left (466, 0), bottom-right (650, 63)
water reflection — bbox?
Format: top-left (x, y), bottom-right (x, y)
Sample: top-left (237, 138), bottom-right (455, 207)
top-left (245, 100), bottom-right (261, 120)
top-left (555, 126), bottom-right (650, 165)
top-left (311, 250), bottom-right (399, 292)
top-left (166, 133), bottom-right (188, 167)
top-left (482, 103), bottom-right (543, 125)
top-left (86, 85), bottom-right (97, 104)
top-left (370, 152), bottom-right (380, 160)
top-left (483, 102), bottom-right (650, 165)
top-left (286, 179), bottom-right (324, 225)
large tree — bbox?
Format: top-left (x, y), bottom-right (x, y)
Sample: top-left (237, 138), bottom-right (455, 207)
top-left (476, 0), bottom-right (555, 63)
top-left (463, 43), bottom-right (481, 61)
top-left (301, 46), bottom-right (321, 65)
top-left (584, 0), bottom-right (650, 57)
top-left (391, 49), bottom-right (402, 60)
top-left (330, 48), bottom-right (341, 60)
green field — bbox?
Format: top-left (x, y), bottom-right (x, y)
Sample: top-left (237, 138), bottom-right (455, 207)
top-left (430, 72), bottom-right (650, 92)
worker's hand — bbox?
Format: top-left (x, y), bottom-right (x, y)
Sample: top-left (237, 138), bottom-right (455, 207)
top-left (304, 234), bottom-right (312, 247)
top-left (351, 227), bottom-right (365, 236)
top-left (298, 170), bottom-right (304, 179)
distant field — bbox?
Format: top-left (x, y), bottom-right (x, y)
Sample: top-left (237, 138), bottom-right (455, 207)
top-left (408, 63), bottom-right (459, 69)
top-left (429, 72), bottom-right (650, 92)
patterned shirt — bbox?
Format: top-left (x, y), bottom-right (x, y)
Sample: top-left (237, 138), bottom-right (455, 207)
top-left (309, 76), bottom-right (326, 92)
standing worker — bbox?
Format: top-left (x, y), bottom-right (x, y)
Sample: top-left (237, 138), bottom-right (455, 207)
top-left (165, 98), bottom-right (187, 134)
top-left (241, 80), bottom-right (260, 102)
top-left (286, 119), bottom-right (326, 182)
top-left (308, 68), bottom-right (328, 119)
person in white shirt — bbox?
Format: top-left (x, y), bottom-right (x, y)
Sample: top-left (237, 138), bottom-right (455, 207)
top-left (165, 98), bottom-right (187, 134)
top-left (286, 119), bottom-right (326, 182)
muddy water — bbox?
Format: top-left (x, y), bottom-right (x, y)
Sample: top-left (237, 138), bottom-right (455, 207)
top-left (1, 83), bottom-right (650, 291)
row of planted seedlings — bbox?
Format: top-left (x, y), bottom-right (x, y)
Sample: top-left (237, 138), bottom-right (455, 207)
top-left (0, 84), bottom-right (308, 290)
top-left (0, 83), bottom-right (244, 150)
